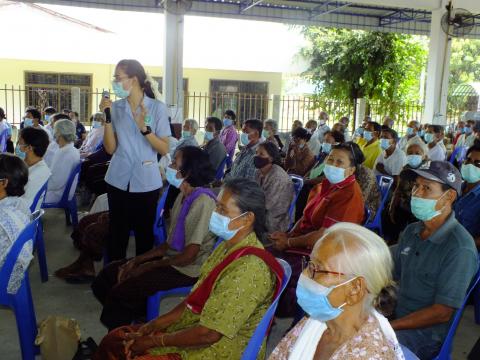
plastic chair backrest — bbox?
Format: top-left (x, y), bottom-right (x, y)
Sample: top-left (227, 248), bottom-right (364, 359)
top-left (0, 210), bottom-right (43, 302)
top-left (94, 141), bottom-right (104, 152)
top-left (376, 175), bottom-right (394, 201)
top-left (0, 127), bottom-right (8, 152)
top-left (240, 258), bottom-right (292, 360)
top-left (288, 174), bottom-right (304, 224)
top-left (215, 156), bottom-right (229, 180)
top-left (30, 181), bottom-right (48, 213)
top-left (449, 146), bottom-right (467, 164)
top-left (153, 185), bottom-right (170, 244)
top-left (433, 262), bottom-right (480, 360)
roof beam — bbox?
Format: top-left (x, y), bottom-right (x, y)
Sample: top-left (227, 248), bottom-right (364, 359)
top-left (241, 0), bottom-right (264, 13)
top-left (311, 1), bottom-right (352, 19)
top-left (379, 8), bottom-right (431, 26)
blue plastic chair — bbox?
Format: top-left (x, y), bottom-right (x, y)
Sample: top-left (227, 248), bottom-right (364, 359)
top-left (146, 237), bottom-right (224, 321)
top-left (449, 146), bottom-right (467, 164)
top-left (153, 185), bottom-right (171, 246)
top-left (94, 141), bottom-right (104, 152)
top-left (0, 127), bottom-right (8, 152)
top-left (432, 265), bottom-right (480, 360)
top-left (240, 258), bottom-right (291, 360)
top-left (42, 162), bottom-right (82, 227)
top-left (288, 175), bottom-right (304, 230)
top-left (0, 210), bottom-right (43, 360)
top-left (365, 176), bottom-right (394, 236)
top-left (30, 182), bottom-right (49, 283)
top-left (215, 156), bottom-right (229, 181)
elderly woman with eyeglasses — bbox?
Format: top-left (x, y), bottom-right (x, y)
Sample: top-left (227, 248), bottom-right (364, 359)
top-left (269, 223), bottom-right (403, 360)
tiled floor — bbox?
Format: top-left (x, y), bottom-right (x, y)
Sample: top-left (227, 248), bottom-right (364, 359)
top-left (0, 209), bottom-right (478, 359)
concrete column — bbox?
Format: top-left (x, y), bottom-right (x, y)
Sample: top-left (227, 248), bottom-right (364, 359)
top-left (163, 10), bottom-right (184, 124)
top-left (424, 1), bottom-right (451, 126)
top-left (355, 98), bottom-right (366, 129)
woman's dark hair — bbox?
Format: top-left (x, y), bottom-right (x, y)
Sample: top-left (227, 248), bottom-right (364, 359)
top-left (43, 106), bottom-right (57, 115)
top-left (244, 119), bottom-right (263, 137)
top-left (332, 141), bottom-right (365, 173)
top-left (20, 127), bottom-right (50, 157)
top-left (0, 154), bottom-right (29, 197)
top-left (325, 130), bottom-right (345, 143)
top-left (466, 143), bottom-right (480, 158)
top-left (224, 110), bottom-right (236, 121)
top-left (223, 178), bottom-right (267, 242)
top-left (428, 124), bottom-right (444, 134)
top-left (374, 283), bottom-right (397, 317)
top-left (381, 127), bottom-right (399, 142)
top-left (0, 107), bottom-right (5, 119)
top-left (177, 146), bottom-right (215, 187)
top-left (117, 59), bottom-right (155, 99)
top-left (52, 113), bottom-right (70, 122)
top-left (206, 117), bottom-right (223, 132)
top-left (258, 141), bottom-right (282, 166)
top-left (368, 121), bottom-right (382, 133)
top-left (292, 127), bottom-right (311, 141)
top-left (26, 108), bottom-right (41, 121)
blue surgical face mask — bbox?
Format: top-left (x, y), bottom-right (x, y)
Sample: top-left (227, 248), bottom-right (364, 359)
top-left (223, 118), bottom-right (233, 127)
top-left (182, 130), bottom-right (191, 139)
top-left (410, 191), bottom-right (447, 222)
top-left (356, 127), bottom-right (364, 136)
top-left (406, 154), bottom-right (423, 168)
top-left (204, 131), bottom-right (214, 141)
top-left (424, 133), bottom-right (434, 144)
top-left (363, 130), bottom-right (373, 142)
top-left (15, 145), bottom-right (26, 160)
top-left (461, 163), bottom-right (480, 184)
top-left (321, 142), bottom-right (332, 154)
top-left (112, 80), bottom-right (130, 99)
top-left (24, 118), bottom-right (33, 127)
top-left (324, 164), bottom-right (347, 184)
top-left (380, 138), bottom-right (392, 150)
top-left (465, 126), bottom-right (473, 135)
top-left (240, 132), bottom-right (250, 146)
top-left (165, 166), bottom-right (184, 188)
top-left (419, 129), bottom-right (425, 137)
top-left (296, 273), bottom-right (354, 322)
top-left (44, 115), bottom-right (51, 124)
top-left (262, 129), bottom-right (270, 139)
top-left (406, 127), bottom-right (415, 136)
top-left (92, 121), bottom-right (102, 129)
top-left (208, 211), bottom-right (246, 241)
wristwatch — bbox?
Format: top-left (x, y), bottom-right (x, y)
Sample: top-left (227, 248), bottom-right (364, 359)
top-left (141, 126), bottom-right (152, 136)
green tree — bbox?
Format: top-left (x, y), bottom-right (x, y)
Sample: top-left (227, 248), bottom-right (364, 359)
top-left (301, 28), bottom-right (427, 115)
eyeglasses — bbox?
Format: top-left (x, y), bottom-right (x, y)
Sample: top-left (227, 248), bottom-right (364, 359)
top-left (301, 257), bottom-right (346, 279)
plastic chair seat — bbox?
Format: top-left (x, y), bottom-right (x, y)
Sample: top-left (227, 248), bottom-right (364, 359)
top-left (42, 162), bottom-right (82, 227)
top-left (0, 210), bottom-right (44, 360)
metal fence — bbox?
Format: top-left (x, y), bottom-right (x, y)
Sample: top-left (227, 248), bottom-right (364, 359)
top-left (0, 84), bottom-right (470, 136)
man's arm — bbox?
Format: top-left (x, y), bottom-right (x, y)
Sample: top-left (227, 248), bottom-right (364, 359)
top-left (391, 304), bottom-right (455, 330)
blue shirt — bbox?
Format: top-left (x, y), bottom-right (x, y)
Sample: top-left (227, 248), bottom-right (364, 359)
top-left (105, 96), bottom-right (171, 193)
top-left (392, 213), bottom-right (478, 341)
top-left (455, 183), bottom-right (480, 239)
top-left (75, 121), bottom-right (86, 140)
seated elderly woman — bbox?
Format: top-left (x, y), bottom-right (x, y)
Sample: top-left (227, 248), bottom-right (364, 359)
top-left (269, 223), bottom-right (402, 360)
top-left (384, 137), bottom-right (430, 244)
top-left (172, 119), bottom-right (199, 157)
top-left (0, 154), bottom-right (31, 295)
top-left (284, 127), bottom-right (316, 177)
top-left (93, 178), bottom-right (282, 360)
top-left (263, 119), bottom-right (284, 150)
top-left (254, 141), bottom-right (294, 233)
top-left (44, 119), bottom-right (80, 203)
top-left (270, 142), bottom-right (365, 317)
top-left (79, 112), bottom-right (105, 157)
top-left (43, 113), bottom-right (72, 167)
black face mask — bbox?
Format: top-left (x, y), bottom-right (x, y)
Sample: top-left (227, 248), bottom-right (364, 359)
top-left (254, 155), bottom-right (270, 169)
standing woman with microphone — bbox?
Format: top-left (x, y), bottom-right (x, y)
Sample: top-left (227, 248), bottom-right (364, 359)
top-left (100, 59), bottom-right (170, 261)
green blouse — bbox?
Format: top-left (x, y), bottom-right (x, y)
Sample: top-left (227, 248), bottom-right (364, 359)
top-left (150, 232), bottom-right (275, 360)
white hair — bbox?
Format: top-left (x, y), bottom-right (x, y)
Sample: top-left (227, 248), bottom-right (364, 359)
top-left (406, 137), bottom-right (429, 157)
top-left (264, 119), bottom-right (278, 133)
top-left (312, 222), bottom-right (394, 312)
top-left (184, 118), bottom-right (199, 133)
top-left (54, 119), bottom-right (76, 143)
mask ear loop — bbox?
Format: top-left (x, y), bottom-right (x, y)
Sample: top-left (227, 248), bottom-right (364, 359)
top-left (333, 276), bottom-right (359, 309)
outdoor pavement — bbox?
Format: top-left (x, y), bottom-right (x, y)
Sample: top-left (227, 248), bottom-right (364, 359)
top-left (0, 209), bottom-right (478, 359)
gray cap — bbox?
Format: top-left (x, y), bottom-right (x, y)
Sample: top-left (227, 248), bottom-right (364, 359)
top-left (404, 160), bottom-right (462, 195)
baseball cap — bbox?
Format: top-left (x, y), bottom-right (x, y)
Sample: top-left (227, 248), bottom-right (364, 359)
top-left (404, 160), bottom-right (462, 195)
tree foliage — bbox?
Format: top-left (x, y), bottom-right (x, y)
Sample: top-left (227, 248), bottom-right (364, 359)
top-left (301, 28), bottom-right (427, 113)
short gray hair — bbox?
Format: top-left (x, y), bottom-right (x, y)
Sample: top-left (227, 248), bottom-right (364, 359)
top-left (264, 119), bottom-right (278, 133)
top-left (93, 112), bottom-right (105, 122)
top-left (54, 119), bottom-right (76, 143)
top-left (406, 137), bottom-right (429, 157)
top-left (184, 119), bottom-right (199, 133)
top-left (312, 222), bottom-right (394, 313)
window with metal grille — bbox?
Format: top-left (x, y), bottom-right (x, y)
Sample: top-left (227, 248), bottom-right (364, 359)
top-left (209, 80), bottom-right (269, 123)
top-left (25, 71), bottom-right (92, 121)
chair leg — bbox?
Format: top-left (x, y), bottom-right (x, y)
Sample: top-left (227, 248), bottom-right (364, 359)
top-left (35, 220), bottom-right (49, 282)
top-left (64, 208), bottom-right (72, 226)
top-left (69, 200), bottom-right (79, 227)
top-left (12, 280), bottom-right (38, 360)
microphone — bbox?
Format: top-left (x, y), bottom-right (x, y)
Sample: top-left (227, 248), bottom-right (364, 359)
top-left (102, 90), bottom-right (111, 122)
